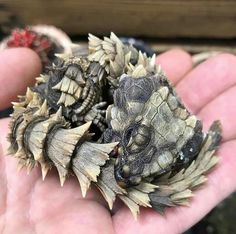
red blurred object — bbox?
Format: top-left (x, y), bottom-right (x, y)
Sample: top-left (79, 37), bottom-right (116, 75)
top-left (1, 25), bottom-right (73, 68)
top-left (7, 28), bottom-right (51, 50)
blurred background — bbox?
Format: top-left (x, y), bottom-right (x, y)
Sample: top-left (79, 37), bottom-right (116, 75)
top-left (0, 1), bottom-right (235, 233)
top-left (1, 1), bottom-right (236, 55)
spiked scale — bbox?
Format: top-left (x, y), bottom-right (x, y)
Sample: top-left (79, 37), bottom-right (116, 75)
top-left (7, 32), bottom-right (222, 218)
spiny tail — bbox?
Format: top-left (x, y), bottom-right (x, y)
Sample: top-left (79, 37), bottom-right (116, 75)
top-left (7, 90), bottom-right (117, 196)
top-left (88, 32), bottom-right (160, 87)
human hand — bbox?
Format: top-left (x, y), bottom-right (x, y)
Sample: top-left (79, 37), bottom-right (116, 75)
top-left (0, 48), bottom-right (236, 234)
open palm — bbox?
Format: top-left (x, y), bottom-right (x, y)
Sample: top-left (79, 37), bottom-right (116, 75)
top-left (0, 48), bottom-right (236, 234)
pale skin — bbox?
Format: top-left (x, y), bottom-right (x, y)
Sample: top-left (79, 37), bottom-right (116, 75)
top-left (0, 48), bottom-right (236, 234)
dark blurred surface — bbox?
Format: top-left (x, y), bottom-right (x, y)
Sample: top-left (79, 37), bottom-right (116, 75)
top-left (1, 1), bottom-right (236, 38)
top-left (185, 193), bottom-right (236, 234)
top-left (0, 107), bottom-right (12, 118)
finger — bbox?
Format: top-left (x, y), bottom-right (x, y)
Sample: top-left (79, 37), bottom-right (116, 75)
top-left (0, 118), bottom-right (10, 155)
top-left (198, 86), bottom-right (236, 142)
top-left (113, 140), bottom-right (236, 234)
top-left (29, 196), bottom-right (114, 234)
top-left (0, 48), bottom-right (42, 110)
top-left (0, 140), bottom-right (7, 218)
top-left (156, 48), bottom-right (193, 85)
top-left (176, 53), bottom-right (236, 113)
